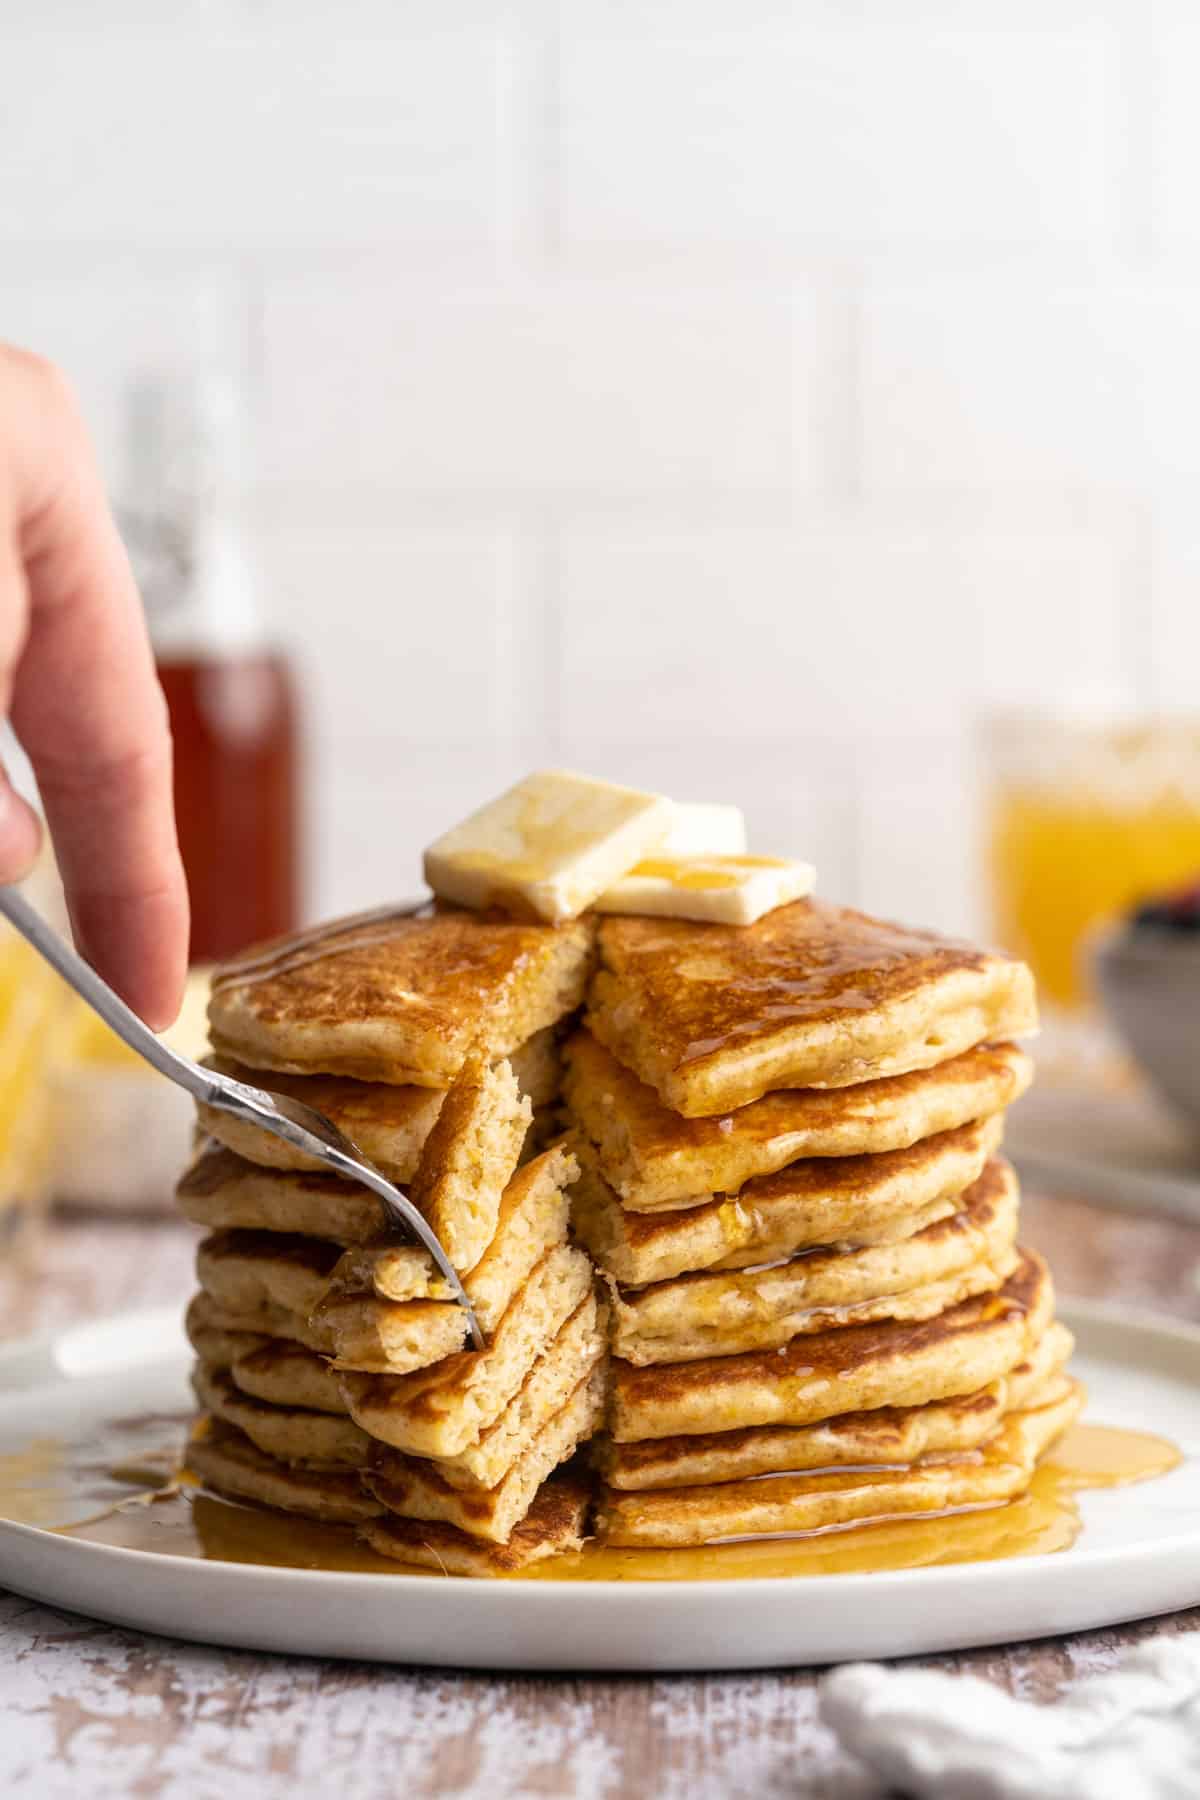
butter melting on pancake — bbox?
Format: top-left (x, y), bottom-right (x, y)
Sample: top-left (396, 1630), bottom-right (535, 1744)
top-left (208, 907), bottom-right (593, 1086)
top-left (564, 1030), bottom-right (1031, 1210)
top-left (587, 900), bottom-right (1037, 1116)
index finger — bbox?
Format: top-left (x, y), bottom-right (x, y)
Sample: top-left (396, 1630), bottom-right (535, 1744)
top-left (6, 352), bottom-right (188, 1028)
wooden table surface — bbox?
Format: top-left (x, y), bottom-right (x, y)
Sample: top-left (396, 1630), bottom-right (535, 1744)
top-left (2, 1188), bottom-right (1199, 1800)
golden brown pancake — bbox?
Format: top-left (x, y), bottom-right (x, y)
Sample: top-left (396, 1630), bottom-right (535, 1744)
top-left (339, 1245), bottom-right (595, 1458)
top-left (610, 1250), bottom-right (1053, 1442)
top-left (178, 1145), bottom-right (389, 1246)
top-left (611, 1160), bottom-right (1020, 1364)
top-left (587, 901), bottom-right (1036, 1115)
top-left (375, 1294), bottom-right (607, 1492)
top-left (184, 1291), bottom-right (277, 1370)
top-left (195, 1230), bottom-right (341, 1340)
top-left (196, 1059), bottom-right (445, 1181)
top-left (336, 1142), bottom-right (574, 1305)
top-left (405, 1050), bottom-right (531, 1274)
top-left (564, 1030), bottom-right (1031, 1209)
top-left (187, 1272), bottom-right (330, 1354)
top-left (365, 1368), bottom-right (605, 1544)
top-left (191, 1363), bottom-right (370, 1469)
top-left (208, 908), bottom-right (593, 1086)
top-left (316, 1145), bottom-right (575, 1372)
top-left (598, 1319), bottom-right (1075, 1489)
top-left (195, 1030), bottom-right (562, 1180)
top-left (361, 1470), bottom-right (592, 1575)
top-left (571, 1114), bottom-right (1004, 1286)
top-left (187, 1419), bottom-right (383, 1524)
top-left (596, 1377), bottom-right (1082, 1547)
top-left (231, 1338), bottom-right (348, 1414)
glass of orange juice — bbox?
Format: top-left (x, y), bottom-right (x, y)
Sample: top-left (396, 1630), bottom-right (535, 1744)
top-left (0, 898), bottom-right (72, 1256)
top-left (985, 713), bottom-right (1200, 1015)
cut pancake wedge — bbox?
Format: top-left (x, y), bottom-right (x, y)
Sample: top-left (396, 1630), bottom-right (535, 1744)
top-left (208, 908), bottom-right (593, 1086)
top-left (366, 1368), bottom-right (606, 1543)
top-left (361, 1471), bottom-right (592, 1575)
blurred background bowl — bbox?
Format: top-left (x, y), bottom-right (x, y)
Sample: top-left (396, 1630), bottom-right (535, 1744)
top-left (1093, 928), bottom-right (1200, 1139)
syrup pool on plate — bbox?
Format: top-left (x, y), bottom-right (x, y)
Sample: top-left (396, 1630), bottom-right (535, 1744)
top-left (0, 1417), bottom-right (1179, 1582)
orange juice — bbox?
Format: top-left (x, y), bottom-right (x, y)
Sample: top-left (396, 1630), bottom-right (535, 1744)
top-left (987, 719), bottom-right (1200, 1009)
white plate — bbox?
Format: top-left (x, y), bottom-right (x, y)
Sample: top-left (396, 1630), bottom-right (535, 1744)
top-left (0, 1303), bottom-right (1198, 1671)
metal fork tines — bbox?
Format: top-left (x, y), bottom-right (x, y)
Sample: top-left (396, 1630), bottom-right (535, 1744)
top-left (0, 884), bottom-right (484, 1349)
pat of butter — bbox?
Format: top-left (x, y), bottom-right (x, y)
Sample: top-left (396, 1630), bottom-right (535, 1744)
top-left (424, 770), bottom-right (673, 924)
top-left (660, 802), bottom-right (747, 857)
top-left (593, 854), bottom-right (816, 926)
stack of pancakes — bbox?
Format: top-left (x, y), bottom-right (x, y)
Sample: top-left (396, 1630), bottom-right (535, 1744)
top-left (178, 910), bottom-right (607, 1574)
top-left (175, 896), bottom-right (1081, 1571)
top-left (565, 903), bottom-right (1082, 1549)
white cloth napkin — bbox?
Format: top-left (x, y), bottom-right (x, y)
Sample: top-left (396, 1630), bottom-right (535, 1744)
top-left (818, 1638), bottom-right (1200, 1800)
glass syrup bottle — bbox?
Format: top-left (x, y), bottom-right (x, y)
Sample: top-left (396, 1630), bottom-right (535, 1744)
top-left (121, 371), bottom-right (302, 962)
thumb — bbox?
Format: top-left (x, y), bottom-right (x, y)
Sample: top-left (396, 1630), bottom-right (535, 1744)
top-left (0, 764), bottom-right (43, 884)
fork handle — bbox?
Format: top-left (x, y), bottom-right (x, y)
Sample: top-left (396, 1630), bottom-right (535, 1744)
top-left (0, 885), bottom-right (211, 1101)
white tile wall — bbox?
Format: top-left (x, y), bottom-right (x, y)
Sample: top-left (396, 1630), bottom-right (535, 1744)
top-left (2, 0), bottom-right (1197, 934)
top-left (560, 14), bottom-right (1119, 255)
top-left (260, 276), bottom-right (818, 497)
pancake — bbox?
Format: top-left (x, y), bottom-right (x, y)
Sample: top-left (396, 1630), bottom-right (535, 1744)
top-left (571, 1114), bottom-right (1005, 1286)
top-left (178, 1145), bottom-right (389, 1246)
top-left (366, 1368), bottom-right (606, 1543)
top-left (587, 901), bottom-right (1036, 1115)
top-left (564, 1030), bottom-right (1031, 1210)
top-left (231, 1338), bottom-right (347, 1414)
top-left (374, 1293), bottom-right (606, 1492)
top-left (316, 1145), bottom-right (576, 1372)
top-left (191, 1363), bottom-right (370, 1469)
top-left (187, 1419), bottom-right (383, 1524)
top-left (208, 907), bottom-right (593, 1086)
top-left (184, 1292), bottom-right (276, 1370)
top-left (361, 1471), bottom-right (592, 1575)
top-left (196, 1230), bottom-right (341, 1340)
top-left (610, 1159), bottom-right (1020, 1364)
top-left (610, 1249), bottom-right (1053, 1442)
top-left (339, 1245), bottom-right (595, 1458)
top-left (185, 1279), bottom-right (328, 1354)
top-left (334, 1141), bottom-right (574, 1305)
top-left (196, 1058), bottom-right (444, 1181)
top-left (196, 1029), bottom-right (561, 1179)
top-left (405, 1050), bottom-right (531, 1275)
top-left (598, 1319), bottom-right (1075, 1489)
top-left (596, 1377), bottom-right (1082, 1547)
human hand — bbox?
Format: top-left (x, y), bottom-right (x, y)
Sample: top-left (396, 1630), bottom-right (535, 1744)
top-left (0, 343), bottom-right (188, 1029)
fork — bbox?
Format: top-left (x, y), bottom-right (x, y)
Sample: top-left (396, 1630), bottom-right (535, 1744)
top-left (0, 884), bottom-right (484, 1349)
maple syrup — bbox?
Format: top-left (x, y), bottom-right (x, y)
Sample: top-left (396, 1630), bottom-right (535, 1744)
top-left (0, 1416), bottom-right (1180, 1584)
